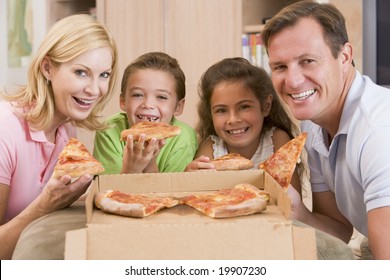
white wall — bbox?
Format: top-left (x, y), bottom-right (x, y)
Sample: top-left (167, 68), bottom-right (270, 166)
top-left (1, 0), bottom-right (47, 87)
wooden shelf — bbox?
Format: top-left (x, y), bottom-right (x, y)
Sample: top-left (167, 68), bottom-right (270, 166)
top-left (243, 24), bottom-right (265, 34)
top-left (47, 0), bottom-right (96, 26)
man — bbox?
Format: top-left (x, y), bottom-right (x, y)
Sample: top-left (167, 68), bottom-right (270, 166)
top-left (262, 1), bottom-right (390, 259)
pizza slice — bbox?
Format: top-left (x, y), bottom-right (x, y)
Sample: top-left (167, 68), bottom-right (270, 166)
top-left (53, 138), bottom-right (105, 178)
top-left (120, 121), bottom-right (181, 141)
top-left (94, 190), bottom-right (179, 218)
top-left (258, 132), bottom-right (307, 190)
top-left (180, 183), bottom-right (270, 218)
top-left (211, 153), bottom-right (254, 171)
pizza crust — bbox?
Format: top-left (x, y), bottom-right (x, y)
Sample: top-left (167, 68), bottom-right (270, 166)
top-left (95, 191), bottom-right (146, 217)
top-left (208, 196), bottom-right (267, 218)
top-left (211, 153), bottom-right (254, 171)
top-left (94, 190), bottom-right (180, 218)
top-left (121, 121), bottom-right (181, 141)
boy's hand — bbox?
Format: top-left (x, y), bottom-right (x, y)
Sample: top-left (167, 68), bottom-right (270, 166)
top-left (121, 134), bottom-right (164, 173)
top-left (143, 138), bottom-right (165, 173)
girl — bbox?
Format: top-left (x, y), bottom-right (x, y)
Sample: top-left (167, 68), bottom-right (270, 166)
top-left (186, 57), bottom-right (302, 193)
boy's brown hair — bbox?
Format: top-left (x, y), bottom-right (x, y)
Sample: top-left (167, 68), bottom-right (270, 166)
top-left (120, 52), bottom-right (186, 101)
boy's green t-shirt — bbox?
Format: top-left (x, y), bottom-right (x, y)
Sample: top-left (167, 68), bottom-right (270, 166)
top-left (93, 113), bottom-right (198, 174)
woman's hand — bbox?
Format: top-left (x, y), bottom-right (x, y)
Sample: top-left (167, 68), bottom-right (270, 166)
top-left (36, 174), bottom-right (93, 215)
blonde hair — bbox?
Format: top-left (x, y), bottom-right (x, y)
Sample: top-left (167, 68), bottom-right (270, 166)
top-left (1, 14), bottom-right (118, 131)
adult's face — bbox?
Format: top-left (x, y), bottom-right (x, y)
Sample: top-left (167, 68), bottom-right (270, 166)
top-left (49, 47), bottom-right (113, 122)
top-left (267, 17), bottom-right (351, 126)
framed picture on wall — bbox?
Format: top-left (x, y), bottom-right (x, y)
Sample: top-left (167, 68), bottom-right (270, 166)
top-left (3, 0), bottom-right (47, 86)
top-left (7, 0), bottom-right (33, 68)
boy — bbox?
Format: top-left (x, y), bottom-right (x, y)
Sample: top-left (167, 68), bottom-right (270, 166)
top-left (93, 52), bottom-right (197, 173)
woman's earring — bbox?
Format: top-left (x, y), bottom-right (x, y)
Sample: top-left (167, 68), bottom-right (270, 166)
top-left (46, 78), bottom-right (50, 85)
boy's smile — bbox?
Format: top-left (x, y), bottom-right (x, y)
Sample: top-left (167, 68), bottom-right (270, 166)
top-left (120, 69), bottom-right (184, 127)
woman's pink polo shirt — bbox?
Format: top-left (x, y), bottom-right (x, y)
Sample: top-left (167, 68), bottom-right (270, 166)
top-left (0, 101), bottom-right (76, 222)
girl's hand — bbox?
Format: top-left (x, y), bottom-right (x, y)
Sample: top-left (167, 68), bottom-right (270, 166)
top-left (185, 155), bottom-right (216, 172)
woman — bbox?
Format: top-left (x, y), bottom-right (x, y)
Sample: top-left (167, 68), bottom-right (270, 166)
top-left (0, 14), bottom-right (118, 259)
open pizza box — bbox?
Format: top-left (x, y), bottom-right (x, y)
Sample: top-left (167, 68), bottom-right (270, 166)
top-left (65, 170), bottom-right (317, 259)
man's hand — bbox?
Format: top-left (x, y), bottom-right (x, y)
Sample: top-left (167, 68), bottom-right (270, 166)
top-left (286, 184), bottom-right (306, 220)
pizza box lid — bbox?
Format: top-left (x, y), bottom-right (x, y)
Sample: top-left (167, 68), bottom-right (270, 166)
top-left (65, 170), bottom-right (317, 259)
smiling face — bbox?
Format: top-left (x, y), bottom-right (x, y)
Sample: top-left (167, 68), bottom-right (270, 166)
top-left (210, 80), bottom-right (271, 157)
top-left (120, 69), bottom-right (184, 127)
top-left (267, 17), bottom-right (351, 126)
top-left (43, 47), bottom-right (113, 123)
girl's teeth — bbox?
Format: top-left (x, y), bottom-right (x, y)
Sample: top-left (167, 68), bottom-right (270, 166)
top-left (229, 128), bottom-right (246, 135)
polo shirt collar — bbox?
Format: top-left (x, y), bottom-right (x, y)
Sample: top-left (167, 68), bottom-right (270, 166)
top-left (337, 70), bottom-right (364, 135)
top-left (28, 122), bottom-right (68, 144)
top-left (309, 70), bottom-right (364, 156)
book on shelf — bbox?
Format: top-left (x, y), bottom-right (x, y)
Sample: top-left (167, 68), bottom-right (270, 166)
top-left (241, 24), bottom-right (270, 75)
top-left (241, 34), bottom-right (251, 62)
top-left (242, 33), bottom-right (262, 66)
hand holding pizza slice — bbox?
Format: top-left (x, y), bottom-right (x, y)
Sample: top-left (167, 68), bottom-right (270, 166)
top-left (258, 132), bottom-right (307, 190)
top-left (211, 153), bottom-right (254, 171)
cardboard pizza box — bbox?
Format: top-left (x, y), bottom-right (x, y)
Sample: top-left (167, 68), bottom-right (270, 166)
top-left (65, 170), bottom-right (317, 259)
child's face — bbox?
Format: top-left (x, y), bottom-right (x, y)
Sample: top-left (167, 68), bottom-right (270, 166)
top-left (210, 80), bottom-right (272, 153)
top-left (120, 69), bottom-right (184, 127)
